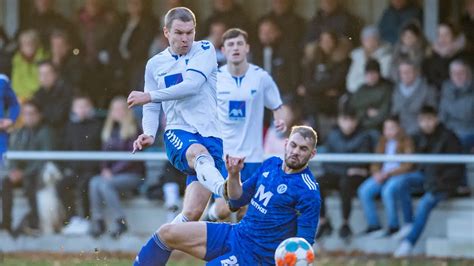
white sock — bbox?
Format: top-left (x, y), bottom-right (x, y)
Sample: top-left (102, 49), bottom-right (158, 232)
top-left (207, 203), bottom-right (219, 221)
top-left (170, 213), bottom-right (189, 224)
top-left (194, 154), bottom-right (225, 197)
top-left (163, 182), bottom-right (179, 208)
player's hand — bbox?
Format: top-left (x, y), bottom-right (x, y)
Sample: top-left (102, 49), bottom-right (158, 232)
top-left (274, 119), bottom-right (287, 133)
top-left (0, 119), bottom-right (13, 130)
top-left (127, 91), bottom-right (152, 108)
top-left (132, 134), bottom-right (155, 153)
top-left (225, 155), bottom-right (245, 177)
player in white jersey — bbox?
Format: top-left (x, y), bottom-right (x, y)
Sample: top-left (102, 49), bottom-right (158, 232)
top-left (205, 28), bottom-right (286, 221)
top-left (127, 7), bottom-right (227, 224)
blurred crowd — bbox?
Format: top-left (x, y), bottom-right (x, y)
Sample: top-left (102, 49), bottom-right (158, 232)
top-left (0, 0), bottom-right (473, 250)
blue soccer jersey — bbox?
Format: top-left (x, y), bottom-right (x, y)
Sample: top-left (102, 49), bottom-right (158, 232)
top-left (227, 156), bottom-right (321, 264)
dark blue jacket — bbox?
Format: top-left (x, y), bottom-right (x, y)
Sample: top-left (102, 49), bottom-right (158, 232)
top-left (0, 74), bottom-right (20, 158)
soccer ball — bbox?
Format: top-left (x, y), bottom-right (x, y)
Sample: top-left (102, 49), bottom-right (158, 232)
top-left (274, 237), bottom-right (315, 266)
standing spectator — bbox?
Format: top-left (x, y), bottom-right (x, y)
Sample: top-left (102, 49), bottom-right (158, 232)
top-left (298, 30), bottom-right (351, 126)
top-left (201, 0), bottom-right (250, 39)
top-left (11, 30), bottom-right (49, 101)
top-left (253, 17), bottom-right (300, 100)
top-left (316, 108), bottom-right (372, 240)
top-left (389, 22), bottom-right (431, 82)
top-left (259, 0), bottom-right (306, 48)
top-left (0, 75), bottom-right (20, 160)
top-left (378, 0), bottom-right (422, 45)
top-left (423, 22), bottom-right (468, 90)
top-left (50, 30), bottom-right (83, 91)
top-left (439, 59), bottom-right (474, 152)
top-left (461, 0), bottom-right (474, 46)
top-left (348, 59), bottom-right (393, 131)
top-left (394, 106), bottom-right (464, 257)
top-left (0, 101), bottom-right (52, 235)
top-left (0, 27), bottom-right (14, 76)
top-left (305, 0), bottom-right (361, 46)
top-left (357, 116), bottom-right (414, 236)
top-left (346, 26), bottom-right (392, 93)
top-left (109, 0), bottom-right (156, 96)
top-left (57, 95), bottom-right (102, 235)
top-left (391, 60), bottom-right (438, 135)
top-left (32, 61), bottom-right (73, 149)
top-left (206, 20), bottom-right (228, 67)
top-left (88, 97), bottom-right (143, 238)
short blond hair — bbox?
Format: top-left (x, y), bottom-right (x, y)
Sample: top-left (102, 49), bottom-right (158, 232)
top-left (290, 125), bottom-right (318, 148)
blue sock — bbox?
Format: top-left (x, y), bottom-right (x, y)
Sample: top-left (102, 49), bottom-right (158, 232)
top-left (134, 233), bottom-right (172, 266)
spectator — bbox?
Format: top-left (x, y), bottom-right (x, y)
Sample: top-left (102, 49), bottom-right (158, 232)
top-left (259, 0), bottom-right (306, 47)
top-left (439, 59), bottom-right (474, 153)
top-left (391, 60), bottom-right (438, 135)
top-left (108, 0), bottom-right (156, 96)
top-left (357, 116), bottom-right (414, 236)
top-left (298, 30), bottom-right (351, 121)
top-left (201, 0), bottom-right (250, 39)
top-left (88, 97), bottom-right (144, 238)
top-left (316, 108), bottom-right (372, 240)
top-left (1, 100), bottom-right (53, 235)
top-left (206, 20), bottom-right (228, 67)
top-left (394, 106), bottom-right (464, 257)
top-left (263, 103), bottom-right (302, 155)
top-left (389, 22), bottom-right (431, 82)
top-left (0, 27), bottom-right (14, 76)
top-left (423, 22), bottom-right (468, 90)
top-left (378, 0), bottom-right (422, 45)
top-left (253, 17), bottom-right (300, 100)
top-left (32, 60), bottom-right (73, 149)
top-left (57, 95), bottom-right (102, 235)
top-left (348, 59), bottom-right (393, 131)
top-left (346, 26), bottom-right (392, 93)
top-left (305, 0), bottom-right (361, 46)
top-left (461, 0), bottom-right (474, 45)
top-left (0, 75), bottom-right (20, 163)
top-left (50, 30), bottom-right (83, 91)
top-left (11, 30), bottom-right (49, 101)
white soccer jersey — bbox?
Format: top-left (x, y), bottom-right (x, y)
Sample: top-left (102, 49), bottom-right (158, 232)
top-left (217, 64), bottom-right (283, 162)
top-left (142, 41), bottom-right (220, 138)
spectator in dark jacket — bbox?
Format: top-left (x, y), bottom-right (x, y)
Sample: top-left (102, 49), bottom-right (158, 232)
top-left (391, 60), bottom-right (437, 135)
top-left (349, 59), bottom-right (393, 131)
top-left (393, 106), bottom-right (464, 257)
top-left (460, 0), bottom-right (474, 45)
top-left (316, 108), bottom-right (372, 240)
top-left (201, 0), bottom-right (250, 39)
top-left (33, 60), bottom-right (73, 149)
top-left (50, 30), bottom-right (83, 91)
top-left (1, 101), bottom-right (52, 235)
top-left (57, 95), bottom-right (102, 235)
top-left (88, 97), bottom-right (143, 239)
top-left (0, 74), bottom-right (20, 161)
top-left (439, 59), bottom-right (474, 153)
top-left (378, 0), bottom-right (422, 45)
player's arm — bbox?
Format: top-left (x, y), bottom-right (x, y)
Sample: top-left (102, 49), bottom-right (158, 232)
top-left (263, 72), bottom-right (286, 132)
top-left (295, 188), bottom-right (321, 245)
top-left (226, 156), bottom-right (259, 210)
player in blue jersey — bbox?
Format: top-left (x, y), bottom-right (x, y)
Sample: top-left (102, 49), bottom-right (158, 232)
top-left (134, 126), bottom-right (321, 266)
top-left (127, 7), bottom-right (227, 224)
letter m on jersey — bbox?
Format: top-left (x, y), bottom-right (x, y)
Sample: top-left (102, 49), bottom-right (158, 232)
top-left (254, 185), bottom-right (273, 207)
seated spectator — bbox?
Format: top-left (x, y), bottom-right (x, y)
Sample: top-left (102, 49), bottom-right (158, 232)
top-left (206, 20), bottom-right (227, 67)
top-left (201, 0), bottom-right (250, 39)
top-left (88, 97), bottom-right (144, 238)
top-left (0, 74), bottom-right (20, 161)
top-left (346, 26), bottom-right (392, 93)
top-left (348, 59), bottom-right (393, 131)
top-left (264, 103), bottom-right (302, 155)
top-left (439, 59), bottom-right (474, 153)
top-left (391, 60), bottom-right (437, 135)
top-left (259, 0), bottom-right (306, 47)
top-left (57, 95), bottom-right (102, 235)
top-left (33, 60), bottom-right (73, 149)
top-left (11, 30), bottom-right (49, 101)
top-left (108, 0), bottom-right (156, 96)
top-left (253, 17), bottom-right (300, 100)
top-left (357, 115), bottom-right (414, 236)
top-left (378, 0), bottom-right (422, 45)
top-left (299, 30), bottom-right (351, 120)
top-left (316, 108), bottom-right (372, 240)
top-left (389, 22), bottom-right (431, 82)
top-left (305, 0), bottom-right (361, 46)
top-left (461, 0), bottom-right (474, 46)
top-left (0, 100), bottom-right (52, 235)
top-left (394, 106), bottom-right (464, 257)
top-left (50, 30), bottom-right (83, 91)
top-left (423, 22), bottom-right (468, 90)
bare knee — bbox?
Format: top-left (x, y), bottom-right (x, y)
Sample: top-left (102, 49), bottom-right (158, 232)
top-left (186, 144), bottom-right (210, 169)
top-left (182, 208), bottom-right (204, 221)
top-left (157, 224), bottom-right (176, 247)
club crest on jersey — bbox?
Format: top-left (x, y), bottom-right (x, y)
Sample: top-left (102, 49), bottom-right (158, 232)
top-left (277, 184), bottom-right (287, 194)
top-left (201, 41), bottom-right (211, 50)
top-left (229, 101), bottom-right (246, 120)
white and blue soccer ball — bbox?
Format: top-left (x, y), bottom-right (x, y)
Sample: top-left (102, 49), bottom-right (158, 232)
top-left (274, 237), bottom-right (315, 266)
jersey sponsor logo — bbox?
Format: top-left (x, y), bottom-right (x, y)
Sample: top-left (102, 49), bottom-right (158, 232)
top-left (254, 184), bottom-right (273, 207)
top-left (220, 255), bottom-right (239, 266)
top-left (165, 131), bottom-right (183, 150)
top-left (228, 101), bottom-right (246, 120)
top-left (164, 73), bottom-right (184, 88)
top-left (277, 184), bottom-right (287, 194)
top-left (262, 171), bottom-right (269, 178)
top-left (301, 173), bottom-right (317, 190)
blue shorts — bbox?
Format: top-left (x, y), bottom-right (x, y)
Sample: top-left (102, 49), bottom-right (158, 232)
top-left (164, 129), bottom-right (226, 179)
top-left (205, 222), bottom-right (254, 265)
